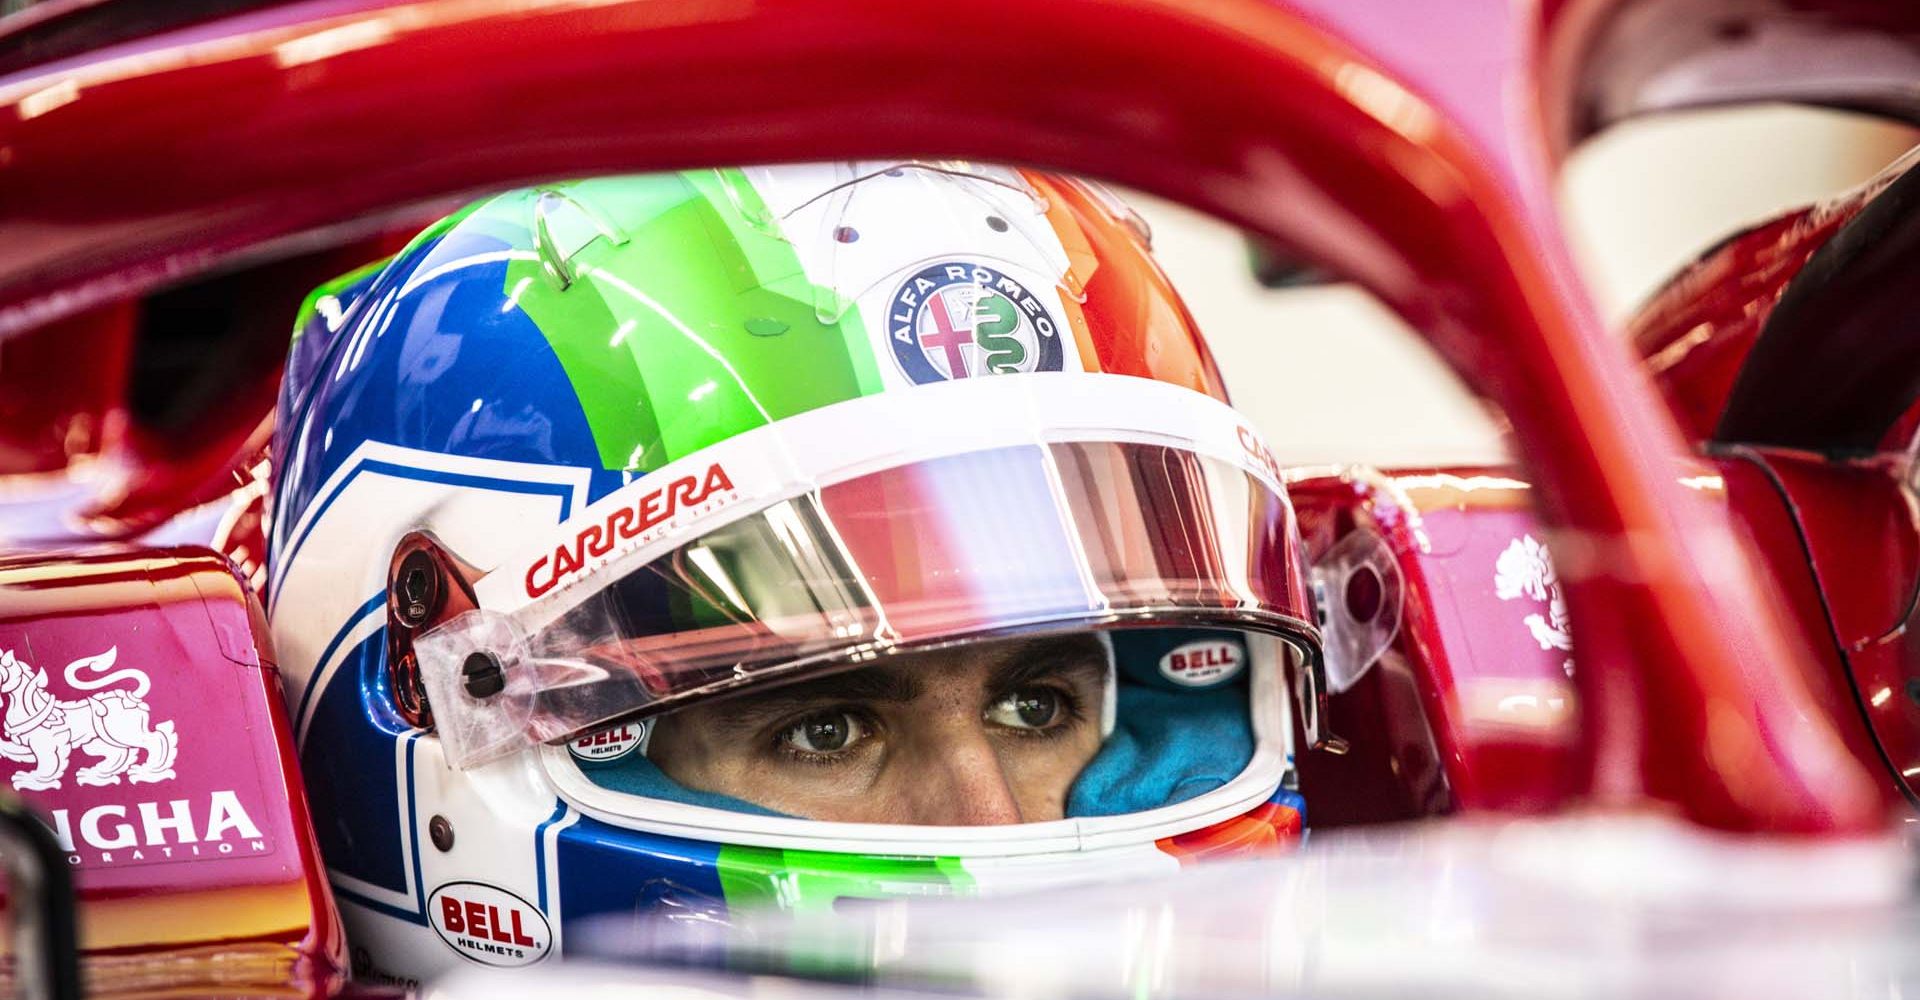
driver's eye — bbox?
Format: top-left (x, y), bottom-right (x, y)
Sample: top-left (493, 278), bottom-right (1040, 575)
top-left (780, 711), bottom-right (865, 753)
top-left (987, 688), bottom-right (1061, 730)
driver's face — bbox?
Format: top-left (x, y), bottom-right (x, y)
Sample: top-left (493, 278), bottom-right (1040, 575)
top-left (647, 635), bottom-right (1108, 825)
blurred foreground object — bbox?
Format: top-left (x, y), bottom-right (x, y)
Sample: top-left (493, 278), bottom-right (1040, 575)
top-left (0, 791), bottom-right (80, 1000)
top-left (525, 816), bottom-right (1919, 999)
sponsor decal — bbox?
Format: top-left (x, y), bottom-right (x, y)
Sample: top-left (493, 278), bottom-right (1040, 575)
top-left (525, 462), bottom-right (738, 599)
top-left (0, 620), bottom-right (281, 879)
top-left (45, 790), bottom-right (267, 866)
top-left (430, 881), bottom-right (553, 967)
top-left (0, 646), bottom-right (177, 790)
top-left (1494, 534), bottom-right (1575, 678)
top-left (567, 719), bottom-right (650, 763)
top-left (887, 261), bottom-right (1064, 384)
top-left (350, 947), bottom-right (421, 993)
top-left (1237, 425), bottom-right (1283, 488)
top-left (1159, 639), bottom-right (1245, 687)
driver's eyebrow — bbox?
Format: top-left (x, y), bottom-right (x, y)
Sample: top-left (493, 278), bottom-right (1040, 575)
top-left (985, 638), bottom-right (1109, 693)
top-left (698, 667), bottom-right (922, 735)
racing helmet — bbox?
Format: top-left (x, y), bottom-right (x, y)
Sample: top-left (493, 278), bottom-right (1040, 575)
top-left (267, 163), bottom-right (1356, 982)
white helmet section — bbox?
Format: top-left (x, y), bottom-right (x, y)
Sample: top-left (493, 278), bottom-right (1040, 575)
top-left (742, 162), bottom-right (1086, 387)
top-left (269, 444), bottom-right (592, 983)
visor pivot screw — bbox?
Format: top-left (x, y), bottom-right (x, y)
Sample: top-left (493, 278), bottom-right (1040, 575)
top-left (395, 550), bottom-right (440, 628)
top-left (428, 815), bottom-right (454, 852)
top-left (1345, 566), bottom-right (1383, 623)
top-left (462, 651), bottom-right (505, 699)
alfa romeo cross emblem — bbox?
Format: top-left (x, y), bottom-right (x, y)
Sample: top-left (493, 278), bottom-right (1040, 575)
top-left (887, 261), bottom-right (1065, 384)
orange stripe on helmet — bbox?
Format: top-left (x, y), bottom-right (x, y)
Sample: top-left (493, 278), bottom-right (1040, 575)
top-left (1024, 171), bottom-right (1232, 403)
top-left (1155, 799), bottom-right (1303, 864)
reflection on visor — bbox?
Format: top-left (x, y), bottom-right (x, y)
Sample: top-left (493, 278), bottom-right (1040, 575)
top-left (418, 442), bottom-right (1315, 768)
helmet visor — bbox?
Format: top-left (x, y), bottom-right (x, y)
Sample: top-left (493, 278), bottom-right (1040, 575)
top-left (417, 415), bottom-right (1316, 769)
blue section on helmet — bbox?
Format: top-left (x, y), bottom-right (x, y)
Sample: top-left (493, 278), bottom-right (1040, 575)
top-left (577, 755), bottom-right (786, 817)
top-left (1273, 785), bottom-right (1307, 828)
top-left (555, 816), bottom-right (730, 937)
top-left (301, 630), bottom-right (412, 894)
top-left (284, 267), bottom-right (382, 423)
top-left (273, 224), bottom-right (605, 539)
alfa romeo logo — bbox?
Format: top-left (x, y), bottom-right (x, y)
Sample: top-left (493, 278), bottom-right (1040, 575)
top-left (887, 262), bottom-right (1064, 384)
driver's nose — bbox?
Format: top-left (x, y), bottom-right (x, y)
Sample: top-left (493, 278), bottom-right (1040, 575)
top-left (903, 731), bottom-right (1023, 826)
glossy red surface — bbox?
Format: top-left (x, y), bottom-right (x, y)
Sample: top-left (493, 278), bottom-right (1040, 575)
top-left (0, 231), bottom-right (413, 549)
top-left (1629, 205), bottom-right (1854, 441)
top-left (0, 0), bottom-right (1886, 834)
top-left (1296, 459), bottom-right (1910, 824)
top-left (1294, 469), bottom-right (1580, 821)
top-left (0, 548), bottom-right (341, 996)
top-left (1727, 449), bottom-right (1920, 808)
top-left (0, 300), bottom-right (132, 476)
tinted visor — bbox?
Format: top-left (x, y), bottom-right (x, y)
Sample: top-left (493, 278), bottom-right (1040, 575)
top-left (419, 440), bottom-right (1317, 768)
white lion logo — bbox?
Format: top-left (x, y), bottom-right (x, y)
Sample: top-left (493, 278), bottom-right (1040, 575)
top-left (0, 647), bottom-right (178, 790)
top-left (1494, 535), bottom-right (1575, 677)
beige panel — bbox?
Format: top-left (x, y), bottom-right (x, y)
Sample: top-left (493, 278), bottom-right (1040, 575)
top-left (1128, 196), bottom-right (1509, 467)
top-left (1561, 106), bottom-right (1919, 322)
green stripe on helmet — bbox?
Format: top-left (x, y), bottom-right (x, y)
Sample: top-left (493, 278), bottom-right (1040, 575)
top-left (504, 171), bottom-right (884, 473)
top-left (716, 844), bottom-right (976, 913)
top-left (290, 256), bottom-right (390, 343)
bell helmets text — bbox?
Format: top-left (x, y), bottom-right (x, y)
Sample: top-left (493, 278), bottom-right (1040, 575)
top-left (1159, 640), bottom-right (1245, 686)
top-left (430, 882), bottom-right (553, 967)
top-left (46, 790), bottom-right (265, 865)
top-left (525, 462), bottom-right (736, 599)
top-left (568, 720), bottom-right (649, 762)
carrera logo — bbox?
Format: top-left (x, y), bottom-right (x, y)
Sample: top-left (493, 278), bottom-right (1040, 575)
top-left (525, 463), bottom-right (737, 599)
top-left (1237, 426), bottom-right (1282, 487)
top-left (46, 790), bottom-right (266, 866)
top-left (1159, 640), bottom-right (1245, 687)
top-left (567, 720), bottom-right (650, 763)
top-left (430, 882), bottom-right (552, 967)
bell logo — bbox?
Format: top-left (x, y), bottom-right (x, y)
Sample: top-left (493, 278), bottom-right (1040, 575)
top-left (429, 882), bottom-right (552, 967)
top-left (1158, 640), bottom-right (1245, 687)
top-left (566, 719), bottom-right (650, 763)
